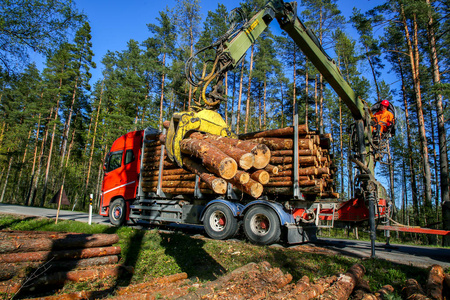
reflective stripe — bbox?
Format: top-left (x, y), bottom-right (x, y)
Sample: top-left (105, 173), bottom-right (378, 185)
top-left (102, 181), bottom-right (136, 195)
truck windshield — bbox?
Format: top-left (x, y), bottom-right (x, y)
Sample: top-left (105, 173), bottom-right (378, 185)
top-left (106, 150), bottom-right (123, 172)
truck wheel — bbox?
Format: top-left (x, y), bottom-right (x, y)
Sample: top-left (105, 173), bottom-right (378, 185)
top-left (203, 203), bottom-right (238, 240)
top-left (243, 205), bottom-right (280, 245)
top-left (109, 198), bottom-right (126, 226)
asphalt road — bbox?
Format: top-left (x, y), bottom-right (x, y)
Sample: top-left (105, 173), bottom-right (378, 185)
top-left (0, 203), bottom-right (111, 225)
top-left (1, 203), bottom-right (449, 268)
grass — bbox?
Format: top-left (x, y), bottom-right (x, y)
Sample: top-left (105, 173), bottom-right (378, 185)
top-left (0, 214), bottom-right (441, 299)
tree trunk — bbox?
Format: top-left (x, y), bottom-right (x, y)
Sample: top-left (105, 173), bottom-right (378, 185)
top-left (60, 76), bottom-right (78, 167)
top-left (85, 81), bottom-right (104, 194)
top-left (14, 129), bottom-right (32, 203)
top-left (425, 0), bottom-right (450, 243)
top-left (293, 45), bottom-right (297, 126)
top-left (397, 47), bottom-right (420, 225)
top-left (339, 98), bottom-right (343, 195)
top-left (159, 53), bottom-right (166, 130)
top-left (244, 44), bottom-right (255, 134)
top-left (40, 96), bottom-right (61, 207)
top-left (65, 115), bottom-right (77, 167)
top-left (236, 58), bottom-right (245, 133)
top-left (263, 75), bottom-right (267, 130)
top-left (305, 60), bottom-right (309, 126)
top-left (401, 7), bottom-right (433, 220)
top-left (314, 75), bottom-right (319, 130)
top-left (29, 110), bottom-right (51, 206)
top-left (280, 79), bottom-right (285, 128)
top-left (0, 155), bottom-right (13, 203)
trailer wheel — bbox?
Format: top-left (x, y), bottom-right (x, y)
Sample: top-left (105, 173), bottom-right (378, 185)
top-left (203, 203), bottom-right (238, 240)
top-left (109, 198), bottom-right (126, 226)
top-left (243, 205), bottom-right (280, 245)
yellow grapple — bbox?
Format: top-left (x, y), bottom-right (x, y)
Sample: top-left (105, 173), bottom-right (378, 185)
top-left (165, 110), bottom-right (237, 167)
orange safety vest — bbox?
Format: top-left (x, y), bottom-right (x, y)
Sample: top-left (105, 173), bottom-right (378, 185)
top-left (373, 110), bottom-right (394, 132)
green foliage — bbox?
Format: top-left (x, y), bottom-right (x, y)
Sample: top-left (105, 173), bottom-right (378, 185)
top-left (0, 0), bottom-right (83, 73)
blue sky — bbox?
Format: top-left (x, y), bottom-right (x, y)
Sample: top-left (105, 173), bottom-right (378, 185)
top-left (47, 0), bottom-right (386, 88)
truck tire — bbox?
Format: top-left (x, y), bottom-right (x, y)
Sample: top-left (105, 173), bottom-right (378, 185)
top-left (243, 205), bottom-right (280, 245)
top-left (203, 203), bottom-right (238, 240)
top-left (109, 198), bottom-right (126, 226)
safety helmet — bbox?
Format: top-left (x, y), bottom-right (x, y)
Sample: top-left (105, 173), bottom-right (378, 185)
top-left (381, 100), bottom-right (389, 107)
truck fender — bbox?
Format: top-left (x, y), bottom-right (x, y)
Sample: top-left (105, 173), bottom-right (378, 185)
top-left (242, 201), bottom-right (295, 226)
top-left (200, 199), bottom-right (244, 222)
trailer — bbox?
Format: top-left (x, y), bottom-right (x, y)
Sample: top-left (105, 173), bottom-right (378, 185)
top-left (99, 126), bottom-right (390, 245)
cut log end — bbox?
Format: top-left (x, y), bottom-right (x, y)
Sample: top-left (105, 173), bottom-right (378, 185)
top-left (252, 145), bottom-right (271, 169)
top-left (239, 153), bottom-right (255, 170)
top-left (211, 178), bottom-right (227, 194)
top-left (218, 157), bottom-right (238, 180)
top-left (251, 170), bottom-right (270, 185)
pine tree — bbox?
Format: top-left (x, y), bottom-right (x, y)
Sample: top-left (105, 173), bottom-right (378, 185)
top-left (0, 0), bottom-right (82, 72)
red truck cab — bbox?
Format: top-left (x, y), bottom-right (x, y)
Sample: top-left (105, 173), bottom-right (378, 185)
top-left (99, 130), bottom-right (143, 225)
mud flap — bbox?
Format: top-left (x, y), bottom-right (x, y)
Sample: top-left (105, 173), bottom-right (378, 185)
top-left (286, 224), bottom-right (317, 243)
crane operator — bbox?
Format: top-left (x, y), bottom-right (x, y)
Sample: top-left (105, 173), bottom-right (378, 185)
top-left (373, 100), bottom-right (394, 134)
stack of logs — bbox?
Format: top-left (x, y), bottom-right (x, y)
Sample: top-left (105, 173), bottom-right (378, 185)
top-left (0, 230), bottom-right (129, 295)
top-left (239, 125), bottom-right (338, 199)
top-left (141, 124), bottom-right (337, 200)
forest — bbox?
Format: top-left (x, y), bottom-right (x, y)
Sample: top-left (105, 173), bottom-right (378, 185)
top-left (0, 0), bottom-right (449, 243)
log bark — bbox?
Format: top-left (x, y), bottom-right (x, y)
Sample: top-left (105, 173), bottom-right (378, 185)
top-left (232, 170), bottom-right (250, 185)
top-left (269, 176), bottom-right (310, 182)
top-left (180, 138), bottom-right (237, 180)
top-left (0, 255), bottom-right (119, 280)
top-left (142, 160), bottom-right (179, 170)
top-left (403, 278), bottom-right (430, 300)
top-left (291, 275), bottom-right (310, 295)
top-left (142, 168), bottom-right (189, 177)
top-left (270, 156), bottom-right (318, 167)
top-left (271, 149), bottom-right (319, 157)
top-left (374, 285), bottom-right (394, 300)
top-left (143, 187), bottom-right (214, 194)
top-left (296, 275), bottom-right (337, 300)
top-left (0, 234), bottom-right (119, 253)
top-left (189, 132), bottom-right (254, 170)
top-left (426, 264), bottom-right (444, 300)
top-left (264, 164), bottom-right (279, 175)
top-left (191, 133), bottom-right (271, 169)
top-left (319, 263), bottom-right (365, 300)
top-left (142, 174), bottom-right (197, 181)
top-left (142, 180), bottom-right (214, 190)
top-left (182, 157), bottom-right (227, 194)
top-left (233, 178), bottom-right (263, 198)
top-left (238, 125), bottom-right (309, 139)
top-left (0, 246), bottom-right (121, 263)
top-left (0, 230), bottom-right (80, 239)
top-left (250, 170), bottom-right (269, 185)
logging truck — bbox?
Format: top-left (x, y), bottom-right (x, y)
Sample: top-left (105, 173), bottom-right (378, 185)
top-left (99, 0), bottom-right (393, 246)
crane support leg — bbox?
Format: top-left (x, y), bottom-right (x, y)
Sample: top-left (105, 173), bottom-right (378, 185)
top-left (365, 183), bottom-right (377, 258)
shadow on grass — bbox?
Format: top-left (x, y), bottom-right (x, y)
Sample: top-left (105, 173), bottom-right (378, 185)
top-left (0, 217), bottom-right (35, 230)
top-left (160, 232), bottom-right (226, 281)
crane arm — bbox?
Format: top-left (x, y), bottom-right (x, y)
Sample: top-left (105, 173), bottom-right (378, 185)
top-left (221, 0), bottom-right (365, 120)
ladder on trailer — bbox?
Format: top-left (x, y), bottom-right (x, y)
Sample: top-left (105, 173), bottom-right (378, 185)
top-left (315, 203), bottom-right (337, 228)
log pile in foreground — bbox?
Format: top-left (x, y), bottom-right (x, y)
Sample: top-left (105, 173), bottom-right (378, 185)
top-left (402, 264), bottom-right (450, 300)
top-left (142, 125), bottom-right (338, 199)
top-left (96, 261), bottom-right (394, 300)
top-left (0, 230), bottom-right (132, 295)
